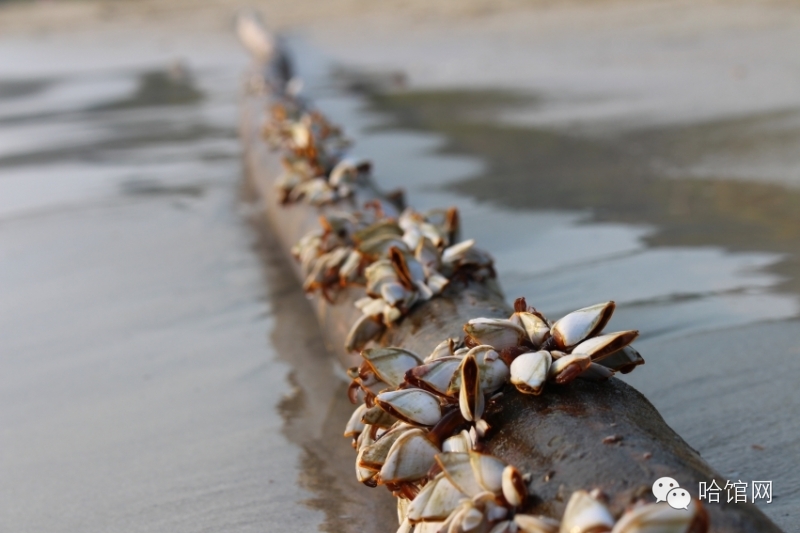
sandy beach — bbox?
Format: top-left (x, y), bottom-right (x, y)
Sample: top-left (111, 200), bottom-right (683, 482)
top-left (2, 0), bottom-right (799, 531)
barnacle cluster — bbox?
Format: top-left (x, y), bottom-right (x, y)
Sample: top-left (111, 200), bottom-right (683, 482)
top-left (292, 205), bottom-right (495, 352)
top-left (263, 101), bottom-right (360, 205)
top-left (264, 85), bottom-right (707, 533)
top-left (344, 299), bottom-right (708, 533)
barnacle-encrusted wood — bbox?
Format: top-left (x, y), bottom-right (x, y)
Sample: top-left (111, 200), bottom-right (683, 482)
top-left (238, 21), bottom-right (783, 533)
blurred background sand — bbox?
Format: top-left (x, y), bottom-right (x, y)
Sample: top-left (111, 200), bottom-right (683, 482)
top-left (2, 1), bottom-right (799, 531)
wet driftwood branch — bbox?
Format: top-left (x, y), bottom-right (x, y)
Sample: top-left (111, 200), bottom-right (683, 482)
top-left (239, 46), bottom-right (782, 533)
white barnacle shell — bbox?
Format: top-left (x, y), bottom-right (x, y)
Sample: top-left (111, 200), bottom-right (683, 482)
top-left (415, 237), bottom-right (441, 276)
top-left (425, 338), bottom-right (457, 363)
top-left (501, 465), bottom-right (527, 507)
top-left (391, 247), bottom-right (427, 288)
top-left (365, 259), bottom-right (400, 296)
top-left (381, 281), bottom-right (413, 308)
top-left (415, 521), bottom-right (446, 533)
top-left (549, 301), bottom-right (616, 350)
top-left (418, 222), bottom-right (447, 248)
top-left (513, 514), bottom-right (560, 533)
top-left (464, 318), bottom-right (527, 351)
top-left (426, 272), bottom-right (450, 296)
top-left (458, 352), bottom-right (484, 422)
top-left (450, 345), bottom-right (510, 397)
top-left (488, 521), bottom-right (516, 533)
top-left (510, 311), bottom-right (551, 347)
top-left (609, 499), bottom-right (706, 533)
top-left (359, 297), bottom-right (389, 318)
top-left (442, 239), bottom-right (475, 265)
top-left (398, 497), bottom-right (410, 526)
top-left (345, 314), bottom-right (386, 353)
top-left (359, 423), bottom-right (413, 471)
top-left (548, 353), bottom-right (592, 383)
top-left (461, 506), bottom-right (485, 532)
top-left (339, 249), bottom-right (363, 283)
top-left (572, 330), bottom-right (639, 362)
top-left (559, 490), bottom-right (615, 533)
top-left (355, 219), bottom-right (402, 242)
top-left (596, 345), bottom-right (645, 374)
top-left (469, 450), bottom-right (506, 494)
top-left (360, 234), bottom-right (409, 258)
top-left (362, 404), bottom-right (399, 428)
top-left (402, 225), bottom-right (423, 251)
top-left (355, 427), bottom-right (378, 484)
top-left (362, 347), bottom-right (423, 388)
top-left (442, 430), bottom-right (473, 453)
top-left (510, 350), bottom-right (551, 396)
top-left (406, 357), bottom-right (462, 396)
top-left (344, 403), bottom-right (368, 438)
top-left (375, 389), bottom-right (443, 426)
top-left (397, 518), bottom-right (412, 533)
top-left (436, 452), bottom-right (483, 497)
top-left (380, 428), bottom-right (440, 484)
top-left (329, 157), bottom-right (371, 186)
top-left (407, 472), bottom-right (466, 523)
top-left (290, 122), bottom-right (311, 148)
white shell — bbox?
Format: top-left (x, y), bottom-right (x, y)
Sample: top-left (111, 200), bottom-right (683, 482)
top-left (442, 239), bottom-right (475, 264)
top-left (442, 430), bottom-right (473, 453)
top-left (344, 403), bottom-right (368, 437)
top-left (501, 465), bottom-right (526, 507)
top-left (375, 389), bottom-right (443, 426)
top-left (380, 428), bottom-right (440, 483)
top-left (409, 357), bottom-right (462, 396)
top-left (415, 521), bottom-right (446, 533)
top-left (548, 353), bottom-right (591, 380)
top-left (436, 452), bottom-right (483, 497)
top-left (427, 272), bottom-right (450, 296)
top-left (511, 312), bottom-right (551, 347)
top-left (464, 318), bottom-right (527, 351)
top-left (381, 281), bottom-right (412, 307)
top-left (425, 338), bottom-right (456, 363)
top-left (510, 350), bottom-right (551, 395)
top-left (345, 314), bottom-right (386, 353)
top-left (362, 404), bottom-right (399, 428)
top-left (469, 450), bottom-right (506, 494)
top-left (362, 347), bottom-right (423, 388)
top-left (339, 249), bottom-right (363, 282)
top-left (514, 514), bottom-right (560, 533)
top-left (610, 499), bottom-right (703, 533)
top-left (450, 345), bottom-right (510, 396)
top-left (329, 157), bottom-right (370, 186)
top-left (559, 490), bottom-right (615, 533)
top-left (359, 424), bottom-right (412, 470)
top-left (398, 497), bottom-right (410, 527)
top-left (550, 301), bottom-right (616, 350)
top-left (396, 518), bottom-right (413, 533)
top-left (407, 473), bottom-right (466, 522)
top-left (572, 330), bottom-right (639, 361)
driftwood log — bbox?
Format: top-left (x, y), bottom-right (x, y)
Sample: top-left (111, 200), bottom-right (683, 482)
top-left (239, 48), bottom-right (783, 533)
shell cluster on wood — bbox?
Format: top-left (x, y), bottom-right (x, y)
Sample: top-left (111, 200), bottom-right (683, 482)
top-left (344, 305), bottom-right (707, 533)
top-left (253, 46), bottom-right (710, 533)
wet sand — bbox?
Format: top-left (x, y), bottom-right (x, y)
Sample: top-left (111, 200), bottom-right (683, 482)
top-left (2, 1), bottom-right (800, 532)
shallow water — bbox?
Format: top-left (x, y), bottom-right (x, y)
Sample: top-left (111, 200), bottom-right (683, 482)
top-left (0, 31), bottom-right (324, 532)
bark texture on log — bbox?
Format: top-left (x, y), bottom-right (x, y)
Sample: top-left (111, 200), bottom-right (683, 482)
top-left (240, 65), bottom-right (782, 532)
